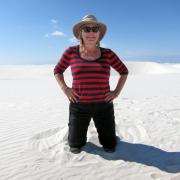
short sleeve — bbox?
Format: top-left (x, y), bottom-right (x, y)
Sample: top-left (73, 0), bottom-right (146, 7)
top-left (108, 49), bottom-right (128, 75)
top-left (53, 47), bottom-right (72, 75)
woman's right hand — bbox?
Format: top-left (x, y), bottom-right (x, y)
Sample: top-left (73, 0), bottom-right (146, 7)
top-left (63, 87), bottom-right (80, 103)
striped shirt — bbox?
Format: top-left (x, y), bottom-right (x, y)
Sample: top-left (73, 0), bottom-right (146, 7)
top-left (54, 45), bottom-right (128, 103)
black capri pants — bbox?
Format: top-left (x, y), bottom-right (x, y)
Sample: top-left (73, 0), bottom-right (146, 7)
top-left (68, 102), bottom-right (117, 149)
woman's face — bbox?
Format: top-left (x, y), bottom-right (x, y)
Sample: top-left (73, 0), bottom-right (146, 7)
top-left (80, 23), bottom-right (100, 45)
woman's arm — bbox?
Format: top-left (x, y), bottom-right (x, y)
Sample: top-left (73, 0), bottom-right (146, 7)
top-left (54, 73), bottom-right (68, 91)
top-left (54, 73), bottom-right (79, 103)
top-left (105, 74), bottom-right (128, 102)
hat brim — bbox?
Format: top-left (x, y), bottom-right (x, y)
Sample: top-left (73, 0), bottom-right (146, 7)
top-left (73, 21), bottom-right (107, 41)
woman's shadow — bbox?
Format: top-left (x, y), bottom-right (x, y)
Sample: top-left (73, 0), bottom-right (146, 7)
top-left (82, 137), bottom-right (180, 173)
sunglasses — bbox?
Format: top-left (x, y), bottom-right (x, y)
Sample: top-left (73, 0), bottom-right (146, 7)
top-left (82, 26), bottom-right (100, 33)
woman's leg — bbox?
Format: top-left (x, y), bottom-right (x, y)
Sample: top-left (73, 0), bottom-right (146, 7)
top-left (68, 102), bottom-right (91, 148)
top-left (93, 102), bottom-right (117, 149)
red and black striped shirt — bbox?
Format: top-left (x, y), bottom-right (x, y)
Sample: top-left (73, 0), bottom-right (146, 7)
top-left (54, 45), bottom-right (128, 103)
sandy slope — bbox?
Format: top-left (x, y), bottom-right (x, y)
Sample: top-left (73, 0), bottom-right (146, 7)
top-left (0, 62), bottom-right (180, 180)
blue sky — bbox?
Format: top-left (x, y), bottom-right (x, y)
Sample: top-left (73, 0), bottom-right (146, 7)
top-left (0, 0), bottom-right (180, 64)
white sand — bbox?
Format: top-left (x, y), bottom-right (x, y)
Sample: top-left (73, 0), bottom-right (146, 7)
top-left (0, 62), bottom-right (180, 180)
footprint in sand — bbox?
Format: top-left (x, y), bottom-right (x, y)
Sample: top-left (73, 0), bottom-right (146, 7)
top-left (148, 111), bottom-right (162, 117)
top-left (28, 126), bottom-right (69, 160)
top-left (116, 124), bottom-right (149, 142)
top-left (166, 109), bottom-right (180, 118)
top-left (150, 173), bottom-right (164, 179)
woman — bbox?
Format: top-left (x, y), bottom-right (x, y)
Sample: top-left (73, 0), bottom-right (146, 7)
top-left (54, 15), bottom-right (128, 154)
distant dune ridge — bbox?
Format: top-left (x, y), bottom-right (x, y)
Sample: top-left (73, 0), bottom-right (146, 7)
top-left (0, 62), bottom-right (180, 80)
top-left (126, 61), bottom-right (180, 75)
top-left (0, 62), bottom-right (180, 180)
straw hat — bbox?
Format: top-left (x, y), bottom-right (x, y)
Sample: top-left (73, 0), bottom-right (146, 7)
top-left (73, 15), bottom-right (107, 41)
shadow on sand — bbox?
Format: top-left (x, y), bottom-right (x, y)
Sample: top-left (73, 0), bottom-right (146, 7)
top-left (82, 138), bottom-right (180, 173)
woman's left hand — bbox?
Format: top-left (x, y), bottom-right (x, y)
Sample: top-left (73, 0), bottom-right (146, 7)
top-left (105, 90), bottom-right (119, 102)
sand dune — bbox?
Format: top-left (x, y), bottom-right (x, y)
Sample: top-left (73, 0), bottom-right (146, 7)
top-left (0, 62), bottom-right (180, 180)
top-left (126, 61), bottom-right (180, 75)
top-left (0, 61), bottom-right (180, 80)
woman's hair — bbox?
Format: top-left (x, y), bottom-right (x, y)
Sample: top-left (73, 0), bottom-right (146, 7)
top-left (78, 30), bottom-right (100, 57)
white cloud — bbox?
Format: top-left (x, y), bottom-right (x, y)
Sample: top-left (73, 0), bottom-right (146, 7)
top-left (51, 19), bottom-right (59, 29)
top-left (51, 19), bottom-right (58, 24)
top-left (69, 37), bottom-right (78, 43)
top-left (45, 31), bottom-right (65, 38)
top-left (51, 31), bottom-right (65, 36)
top-left (45, 19), bottom-right (65, 38)
top-left (100, 42), bottom-right (107, 48)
